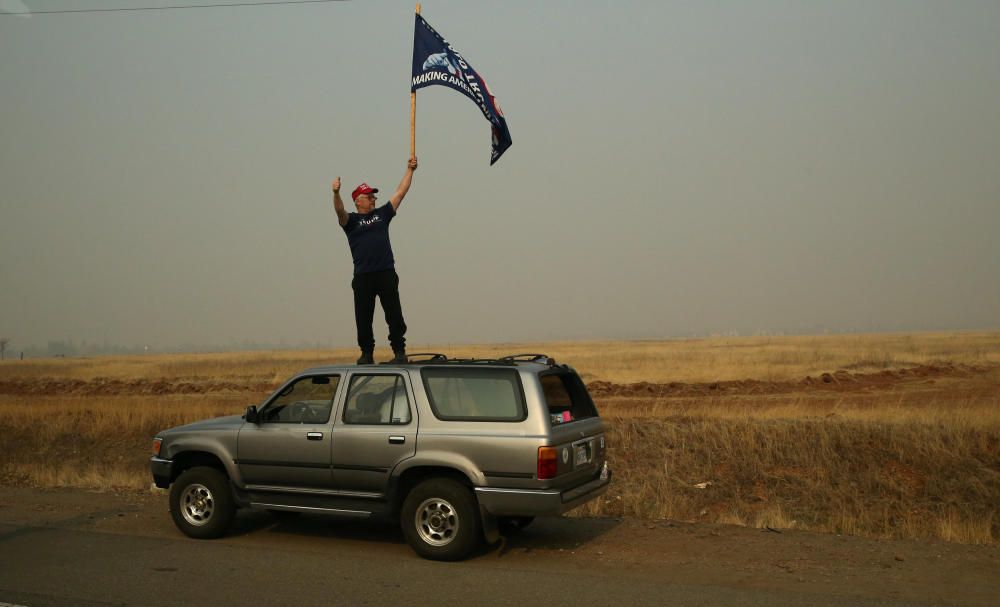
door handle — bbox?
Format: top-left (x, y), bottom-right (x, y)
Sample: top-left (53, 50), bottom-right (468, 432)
top-left (388, 435), bottom-right (405, 444)
top-left (307, 432), bottom-right (324, 441)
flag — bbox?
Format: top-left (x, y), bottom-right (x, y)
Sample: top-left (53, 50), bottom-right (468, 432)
top-left (411, 13), bottom-right (512, 165)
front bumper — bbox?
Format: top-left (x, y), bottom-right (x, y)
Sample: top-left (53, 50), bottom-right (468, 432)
top-left (475, 462), bottom-right (612, 517)
top-left (150, 456), bottom-right (173, 488)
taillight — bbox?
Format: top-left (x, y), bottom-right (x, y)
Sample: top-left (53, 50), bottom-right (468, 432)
top-left (152, 438), bottom-right (162, 457)
top-left (537, 446), bottom-right (558, 480)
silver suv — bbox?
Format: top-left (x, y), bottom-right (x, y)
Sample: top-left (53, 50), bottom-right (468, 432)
top-left (150, 354), bottom-right (611, 560)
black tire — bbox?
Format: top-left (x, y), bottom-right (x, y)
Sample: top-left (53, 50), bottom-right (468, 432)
top-left (401, 478), bottom-right (481, 561)
top-left (169, 466), bottom-right (236, 539)
top-left (498, 516), bottom-right (535, 535)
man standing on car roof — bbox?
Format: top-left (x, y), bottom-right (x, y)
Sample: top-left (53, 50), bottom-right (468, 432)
top-left (332, 156), bottom-right (418, 365)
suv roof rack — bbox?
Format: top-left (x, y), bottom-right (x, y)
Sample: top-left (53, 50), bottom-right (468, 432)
top-left (499, 353), bottom-right (557, 366)
top-left (398, 353), bottom-right (449, 364)
top-left (386, 353), bottom-right (558, 366)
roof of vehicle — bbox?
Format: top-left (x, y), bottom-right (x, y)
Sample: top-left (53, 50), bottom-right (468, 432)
top-left (300, 353), bottom-right (569, 375)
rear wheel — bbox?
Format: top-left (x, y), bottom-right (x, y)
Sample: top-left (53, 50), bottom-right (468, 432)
top-left (169, 466), bottom-right (235, 539)
top-left (401, 478), bottom-right (481, 561)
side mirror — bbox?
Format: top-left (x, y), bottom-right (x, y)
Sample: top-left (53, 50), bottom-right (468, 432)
top-left (244, 405), bottom-right (259, 424)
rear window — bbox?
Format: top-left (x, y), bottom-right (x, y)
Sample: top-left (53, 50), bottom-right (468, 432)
top-left (421, 367), bottom-right (526, 422)
top-left (541, 372), bottom-right (598, 425)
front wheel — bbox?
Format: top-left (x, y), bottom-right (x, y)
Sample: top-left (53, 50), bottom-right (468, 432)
top-left (169, 466), bottom-right (235, 539)
top-left (401, 478), bottom-right (481, 561)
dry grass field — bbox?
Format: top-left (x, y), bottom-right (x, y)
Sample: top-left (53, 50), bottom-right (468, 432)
top-left (1, 331), bottom-right (997, 544)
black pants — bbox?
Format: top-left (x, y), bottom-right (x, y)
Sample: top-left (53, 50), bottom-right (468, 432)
top-left (352, 269), bottom-right (407, 352)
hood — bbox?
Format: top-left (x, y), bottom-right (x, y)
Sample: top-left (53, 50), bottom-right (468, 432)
top-left (160, 414), bottom-right (244, 435)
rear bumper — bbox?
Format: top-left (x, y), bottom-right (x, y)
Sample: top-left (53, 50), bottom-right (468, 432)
top-left (150, 456), bottom-right (173, 488)
top-left (475, 463), bottom-right (612, 516)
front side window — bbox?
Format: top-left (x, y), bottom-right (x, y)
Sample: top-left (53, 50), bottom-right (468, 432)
top-left (343, 374), bottom-right (412, 425)
top-left (261, 375), bottom-right (340, 424)
top-left (422, 367), bottom-right (525, 421)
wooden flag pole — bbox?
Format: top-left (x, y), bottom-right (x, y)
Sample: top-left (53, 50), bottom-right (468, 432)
top-left (411, 3), bottom-right (421, 158)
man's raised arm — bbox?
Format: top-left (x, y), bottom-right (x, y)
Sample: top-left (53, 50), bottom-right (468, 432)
top-left (332, 176), bottom-right (349, 226)
top-left (389, 156), bottom-right (419, 211)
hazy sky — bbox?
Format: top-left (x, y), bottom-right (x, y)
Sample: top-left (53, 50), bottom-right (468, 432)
top-left (2, 0), bottom-right (998, 351)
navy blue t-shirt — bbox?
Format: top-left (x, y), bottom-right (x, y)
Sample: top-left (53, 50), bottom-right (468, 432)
top-left (342, 202), bottom-right (396, 275)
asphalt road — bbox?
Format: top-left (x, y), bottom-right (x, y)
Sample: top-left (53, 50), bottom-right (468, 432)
top-left (0, 488), bottom-right (996, 607)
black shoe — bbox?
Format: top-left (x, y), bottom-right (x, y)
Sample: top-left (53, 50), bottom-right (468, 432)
top-left (389, 349), bottom-right (407, 364)
top-left (356, 350), bottom-right (374, 365)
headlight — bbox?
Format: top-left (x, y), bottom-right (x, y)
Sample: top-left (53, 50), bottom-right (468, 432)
top-left (152, 437), bottom-right (163, 457)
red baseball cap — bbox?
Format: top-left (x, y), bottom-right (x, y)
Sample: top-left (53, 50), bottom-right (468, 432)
top-left (351, 183), bottom-right (379, 202)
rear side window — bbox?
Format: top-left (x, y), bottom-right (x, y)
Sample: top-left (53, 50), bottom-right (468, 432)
top-left (422, 368), bottom-right (526, 422)
top-left (541, 372), bottom-right (598, 425)
top-left (343, 374), bottom-right (412, 425)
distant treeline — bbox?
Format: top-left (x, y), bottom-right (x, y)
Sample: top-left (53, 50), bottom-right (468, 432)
top-left (12, 339), bottom-right (336, 359)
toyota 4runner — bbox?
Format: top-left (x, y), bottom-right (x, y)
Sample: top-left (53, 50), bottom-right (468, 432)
top-left (150, 354), bottom-right (611, 560)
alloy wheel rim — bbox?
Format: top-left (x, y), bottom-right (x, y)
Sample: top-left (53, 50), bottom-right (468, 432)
top-left (180, 483), bottom-right (215, 526)
top-left (414, 497), bottom-right (459, 547)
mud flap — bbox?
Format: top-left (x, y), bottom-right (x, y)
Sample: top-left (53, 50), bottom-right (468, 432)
top-left (479, 504), bottom-right (500, 545)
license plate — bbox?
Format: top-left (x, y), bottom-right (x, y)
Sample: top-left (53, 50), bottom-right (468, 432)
top-left (574, 441), bottom-right (592, 466)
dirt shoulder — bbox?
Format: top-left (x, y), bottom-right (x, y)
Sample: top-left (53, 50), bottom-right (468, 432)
top-left (0, 487), bottom-right (996, 606)
top-left (588, 362), bottom-right (996, 398)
